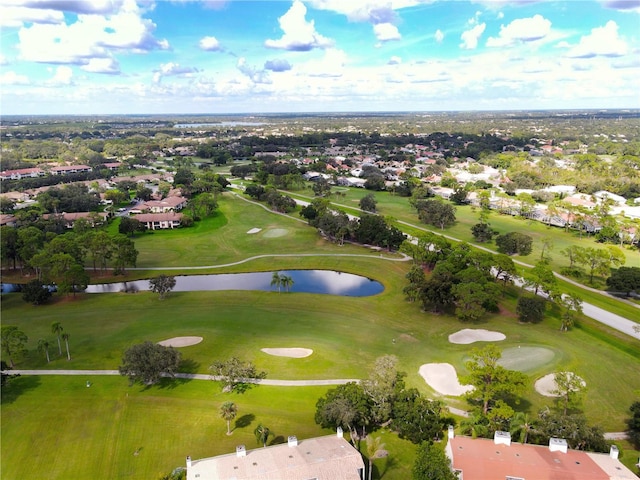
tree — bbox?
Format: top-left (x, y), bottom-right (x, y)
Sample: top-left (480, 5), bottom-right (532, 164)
top-left (495, 232), bottom-right (533, 256)
top-left (359, 193), bottom-right (378, 213)
top-left (579, 246), bottom-right (625, 284)
top-left (525, 261), bottom-right (559, 300)
top-left (59, 264), bottom-right (90, 297)
top-left (510, 412), bottom-right (535, 444)
top-left (412, 442), bottom-right (458, 480)
top-left (271, 271), bottom-right (282, 293)
top-left (119, 341), bottom-right (182, 386)
top-left (280, 275), bottom-right (294, 292)
top-left (462, 345), bottom-right (527, 415)
top-left (149, 275), bottom-right (177, 300)
top-left (606, 267), bottom-right (640, 296)
top-left (1, 326), bottom-right (28, 368)
top-left (391, 388), bottom-right (452, 444)
top-left (539, 237), bottom-right (554, 262)
top-left (62, 332), bottom-right (71, 361)
top-left (254, 423), bottom-right (272, 447)
top-left (119, 216), bottom-right (146, 237)
top-left (51, 321), bottom-right (64, 356)
top-left (627, 401), bottom-right (640, 449)
top-left (533, 411), bottom-right (608, 452)
top-left (470, 223), bottom-right (497, 242)
top-left (37, 339), bottom-right (51, 363)
top-left (415, 199), bottom-right (456, 229)
top-left (559, 294), bottom-right (583, 331)
top-left (315, 382), bottom-right (373, 442)
top-left (21, 279), bottom-right (53, 305)
top-left (551, 371), bottom-right (587, 416)
top-left (492, 254), bottom-right (516, 286)
top-left (111, 234), bottom-right (138, 275)
top-left (220, 401), bottom-right (238, 435)
top-left (516, 295), bottom-right (546, 323)
top-left (209, 357), bottom-right (267, 393)
top-left (452, 280), bottom-right (500, 322)
top-left (361, 355), bottom-right (404, 424)
top-left (365, 435), bottom-right (386, 480)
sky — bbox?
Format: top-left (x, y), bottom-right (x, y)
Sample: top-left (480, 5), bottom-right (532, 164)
top-left (0, 0), bottom-right (639, 115)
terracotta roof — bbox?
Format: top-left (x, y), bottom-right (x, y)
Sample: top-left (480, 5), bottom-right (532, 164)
top-left (449, 436), bottom-right (635, 480)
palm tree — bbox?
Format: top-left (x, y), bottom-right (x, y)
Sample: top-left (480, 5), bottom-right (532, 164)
top-left (254, 423), bottom-right (272, 448)
top-left (62, 332), bottom-right (71, 361)
top-left (365, 435), bottom-right (385, 480)
top-left (37, 339), bottom-right (50, 363)
top-left (280, 275), bottom-right (294, 293)
top-left (220, 401), bottom-right (237, 435)
top-left (270, 272), bottom-right (282, 293)
top-left (51, 322), bottom-right (63, 356)
top-left (510, 412), bottom-right (534, 444)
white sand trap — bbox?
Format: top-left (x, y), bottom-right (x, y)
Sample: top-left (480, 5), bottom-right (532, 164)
top-left (261, 348), bottom-right (313, 358)
top-left (535, 372), bottom-right (586, 397)
top-left (419, 363), bottom-right (474, 396)
top-left (158, 336), bottom-right (203, 347)
top-left (247, 228), bottom-right (262, 234)
top-left (449, 329), bottom-right (506, 344)
top-left (262, 228), bottom-right (288, 238)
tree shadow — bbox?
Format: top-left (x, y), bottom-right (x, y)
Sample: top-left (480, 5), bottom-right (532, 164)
top-left (235, 414), bottom-right (255, 429)
top-left (1, 374), bottom-right (40, 405)
top-left (270, 435), bottom-right (285, 446)
top-left (144, 375), bottom-right (192, 391)
top-left (379, 455), bottom-right (398, 479)
top-left (179, 358), bottom-right (200, 374)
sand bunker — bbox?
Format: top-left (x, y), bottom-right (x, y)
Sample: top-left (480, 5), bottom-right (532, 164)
top-left (261, 348), bottom-right (313, 358)
top-left (535, 372), bottom-right (586, 397)
top-left (449, 329), bottom-right (506, 344)
top-left (158, 336), bottom-right (203, 347)
top-left (262, 228), bottom-right (288, 238)
top-left (247, 228), bottom-right (262, 234)
top-left (419, 363), bottom-right (473, 396)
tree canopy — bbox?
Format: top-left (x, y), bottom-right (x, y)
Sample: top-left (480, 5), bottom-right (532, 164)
top-left (149, 275), bottom-right (177, 300)
top-left (209, 357), bottom-right (267, 393)
top-left (118, 341), bottom-right (181, 385)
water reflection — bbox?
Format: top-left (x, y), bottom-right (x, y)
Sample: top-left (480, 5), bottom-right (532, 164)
top-left (84, 270), bottom-right (383, 297)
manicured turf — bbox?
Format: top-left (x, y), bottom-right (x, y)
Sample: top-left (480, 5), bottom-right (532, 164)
top-left (2, 191), bottom-right (639, 480)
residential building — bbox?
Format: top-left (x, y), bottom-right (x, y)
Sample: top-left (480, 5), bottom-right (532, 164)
top-left (139, 196), bottom-right (187, 213)
top-left (50, 165), bottom-right (92, 175)
top-left (0, 167), bottom-right (45, 181)
top-left (42, 212), bottom-right (110, 228)
top-left (133, 212), bottom-right (183, 230)
top-left (186, 433), bottom-right (365, 480)
top-left (446, 430), bottom-right (637, 480)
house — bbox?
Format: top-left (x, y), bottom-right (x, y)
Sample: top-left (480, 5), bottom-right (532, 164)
top-left (133, 212), bottom-right (183, 230)
top-left (42, 212), bottom-right (110, 228)
top-left (139, 196), bottom-right (187, 213)
top-left (186, 433), bottom-right (365, 480)
top-left (50, 165), bottom-right (92, 175)
top-left (446, 430), bottom-right (637, 480)
top-left (102, 162), bottom-right (123, 171)
top-left (0, 167), bottom-right (46, 181)
top-left (0, 214), bottom-right (17, 227)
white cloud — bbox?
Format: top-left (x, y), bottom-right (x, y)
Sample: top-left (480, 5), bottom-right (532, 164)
top-left (0, 6), bottom-right (64, 27)
top-left (600, 0), bottom-right (640, 13)
top-left (46, 66), bottom-right (73, 85)
top-left (153, 62), bottom-right (199, 83)
top-left (298, 48), bottom-right (347, 77)
top-left (434, 29), bottom-right (444, 43)
top-left (0, 70), bottom-right (30, 85)
top-left (374, 23), bottom-right (401, 42)
top-left (264, 0), bottom-right (334, 51)
top-left (16, 0), bottom-right (169, 66)
top-left (264, 58), bottom-right (292, 72)
top-left (565, 21), bottom-right (628, 58)
top-left (0, 55), bottom-right (8, 66)
top-left (16, 0), bottom-right (125, 14)
top-left (199, 36), bottom-right (222, 51)
top-left (237, 58), bottom-right (271, 84)
top-left (486, 14), bottom-right (551, 47)
top-left (460, 23), bottom-right (486, 49)
top-left (388, 55), bottom-right (402, 65)
top-left (497, 11), bottom-right (504, 19)
top-left (80, 57), bottom-right (121, 74)
top-left (306, 0), bottom-right (419, 23)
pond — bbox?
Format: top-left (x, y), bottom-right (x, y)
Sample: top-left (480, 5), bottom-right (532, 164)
top-left (84, 270), bottom-right (384, 297)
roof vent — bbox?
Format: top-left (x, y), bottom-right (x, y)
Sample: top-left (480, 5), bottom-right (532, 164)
top-left (494, 431), bottom-right (511, 446)
top-left (610, 445), bottom-right (619, 460)
top-left (288, 436), bottom-right (298, 447)
top-left (236, 445), bottom-right (246, 458)
top-left (549, 438), bottom-right (568, 454)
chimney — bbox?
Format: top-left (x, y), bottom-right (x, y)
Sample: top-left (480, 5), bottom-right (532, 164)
top-left (337, 427), bottom-right (343, 438)
top-left (494, 431), bottom-right (511, 446)
top-left (610, 445), bottom-right (619, 459)
top-left (236, 445), bottom-right (246, 458)
top-left (186, 456), bottom-right (192, 468)
top-left (288, 436), bottom-right (298, 447)
top-left (448, 425), bottom-right (455, 439)
top-left (549, 438), bottom-right (568, 454)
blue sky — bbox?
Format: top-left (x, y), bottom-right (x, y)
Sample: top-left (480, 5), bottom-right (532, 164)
top-left (1, 0), bottom-right (639, 115)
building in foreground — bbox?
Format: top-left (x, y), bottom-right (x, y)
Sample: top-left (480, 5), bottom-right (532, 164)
top-left (186, 433), bottom-right (365, 480)
top-left (447, 429), bottom-right (637, 480)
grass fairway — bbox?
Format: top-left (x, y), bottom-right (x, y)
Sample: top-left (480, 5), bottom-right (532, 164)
top-left (2, 190), bottom-right (639, 480)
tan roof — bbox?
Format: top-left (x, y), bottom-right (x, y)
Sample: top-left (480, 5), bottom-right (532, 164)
top-left (187, 435), bottom-right (364, 480)
top-left (133, 212), bottom-right (183, 222)
top-left (449, 436), bottom-right (635, 480)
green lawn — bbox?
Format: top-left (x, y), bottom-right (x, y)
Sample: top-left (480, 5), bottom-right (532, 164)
top-left (2, 190), bottom-right (639, 480)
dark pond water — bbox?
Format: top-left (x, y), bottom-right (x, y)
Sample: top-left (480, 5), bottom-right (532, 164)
top-left (84, 270), bottom-right (383, 296)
